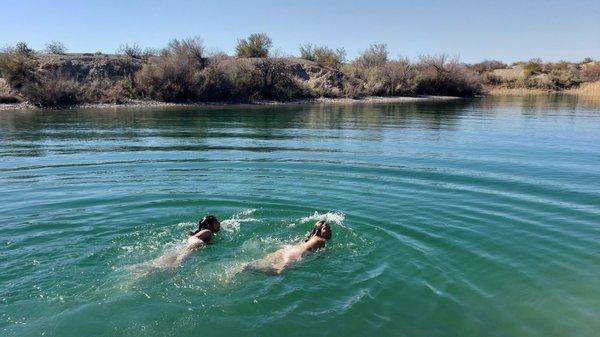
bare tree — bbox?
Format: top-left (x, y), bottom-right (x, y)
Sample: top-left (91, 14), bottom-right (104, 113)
top-left (382, 58), bottom-right (414, 95)
top-left (45, 41), bottom-right (67, 54)
top-left (166, 37), bottom-right (206, 68)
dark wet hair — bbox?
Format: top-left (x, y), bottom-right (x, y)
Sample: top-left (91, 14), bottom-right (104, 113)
top-left (305, 220), bottom-right (331, 242)
top-left (189, 215), bottom-right (219, 236)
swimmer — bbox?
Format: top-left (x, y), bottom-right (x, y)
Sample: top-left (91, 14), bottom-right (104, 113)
top-left (174, 215), bottom-right (221, 265)
top-left (244, 220), bottom-right (332, 274)
top-left (141, 215), bottom-right (220, 269)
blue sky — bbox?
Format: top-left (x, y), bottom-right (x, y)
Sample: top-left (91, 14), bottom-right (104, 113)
top-left (1, 0), bottom-right (599, 63)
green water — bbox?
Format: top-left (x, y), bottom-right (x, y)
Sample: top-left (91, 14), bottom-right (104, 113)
top-left (1, 96), bottom-right (599, 337)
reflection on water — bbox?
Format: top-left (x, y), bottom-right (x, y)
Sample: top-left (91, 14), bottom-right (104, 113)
top-left (0, 95), bottom-right (599, 337)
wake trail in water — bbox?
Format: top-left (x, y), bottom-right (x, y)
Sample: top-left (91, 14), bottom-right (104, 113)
top-left (124, 209), bottom-right (257, 275)
top-left (117, 210), bottom-right (350, 290)
top-left (240, 211), bottom-right (347, 275)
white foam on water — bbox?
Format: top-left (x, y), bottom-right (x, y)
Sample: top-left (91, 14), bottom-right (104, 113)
top-left (220, 209), bottom-right (257, 232)
top-left (175, 221), bottom-right (196, 229)
top-left (299, 211), bottom-right (346, 227)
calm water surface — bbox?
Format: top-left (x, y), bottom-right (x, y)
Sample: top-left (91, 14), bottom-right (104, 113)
top-left (1, 96), bottom-right (599, 337)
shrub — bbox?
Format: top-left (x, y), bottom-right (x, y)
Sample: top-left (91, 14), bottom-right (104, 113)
top-left (14, 42), bottom-right (35, 56)
top-left (235, 33), bottom-right (272, 58)
top-left (472, 60), bottom-right (507, 74)
top-left (524, 58), bottom-right (543, 77)
top-left (45, 41), bottom-right (67, 54)
top-left (229, 62), bottom-right (260, 99)
top-left (342, 77), bottom-right (366, 98)
top-left (548, 68), bottom-right (581, 90)
top-left (343, 59), bottom-right (414, 96)
top-left (381, 58), bottom-right (415, 95)
top-left (299, 44), bottom-right (346, 68)
top-left (482, 72), bottom-right (503, 86)
top-left (135, 38), bottom-right (207, 101)
top-left (355, 43), bottom-right (388, 68)
top-left (21, 71), bottom-right (83, 107)
top-left (581, 62), bottom-right (600, 82)
top-left (582, 57), bottom-right (594, 64)
top-left (414, 54), bottom-right (483, 96)
top-left (166, 37), bottom-right (206, 68)
top-left (361, 67), bottom-right (386, 95)
top-left (83, 76), bottom-right (129, 103)
top-left (118, 43), bottom-right (150, 59)
top-left (254, 58), bottom-right (304, 99)
top-left (198, 63), bottom-right (235, 101)
top-left (141, 48), bottom-right (159, 59)
top-left (0, 50), bottom-right (38, 89)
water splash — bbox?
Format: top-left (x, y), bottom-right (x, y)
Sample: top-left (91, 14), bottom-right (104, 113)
top-left (299, 211), bottom-right (345, 226)
top-left (220, 209), bottom-right (257, 232)
top-left (175, 221), bottom-right (196, 229)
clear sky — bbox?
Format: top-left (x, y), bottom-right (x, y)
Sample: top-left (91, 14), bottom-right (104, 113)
top-left (1, 0), bottom-right (599, 63)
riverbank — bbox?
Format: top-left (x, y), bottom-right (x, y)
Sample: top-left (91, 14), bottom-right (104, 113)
top-left (0, 47), bottom-right (483, 109)
top-left (0, 95), bottom-right (459, 111)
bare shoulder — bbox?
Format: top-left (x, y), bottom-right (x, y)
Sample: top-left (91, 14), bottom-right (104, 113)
top-left (304, 237), bottom-right (326, 253)
top-left (191, 229), bottom-right (213, 242)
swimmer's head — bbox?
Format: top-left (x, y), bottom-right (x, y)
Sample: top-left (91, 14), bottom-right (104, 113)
top-left (306, 220), bottom-right (332, 241)
top-left (200, 215), bottom-right (221, 232)
top-left (189, 215), bottom-right (220, 236)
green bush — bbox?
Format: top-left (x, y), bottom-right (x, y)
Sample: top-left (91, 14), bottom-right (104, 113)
top-left (299, 44), bottom-right (346, 69)
top-left (354, 43), bottom-right (388, 68)
top-left (342, 77), bottom-right (366, 98)
top-left (524, 58), bottom-right (543, 77)
top-left (235, 33), bottom-right (272, 58)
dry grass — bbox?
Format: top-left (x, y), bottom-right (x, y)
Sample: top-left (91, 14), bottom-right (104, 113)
top-left (565, 81), bottom-right (600, 96)
top-left (491, 67), bottom-right (527, 81)
top-left (486, 87), bottom-right (550, 95)
top-left (487, 82), bottom-right (600, 97)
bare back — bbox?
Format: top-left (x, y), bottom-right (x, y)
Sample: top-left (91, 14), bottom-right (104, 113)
top-left (245, 236), bottom-right (327, 274)
top-left (173, 229), bottom-right (213, 265)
